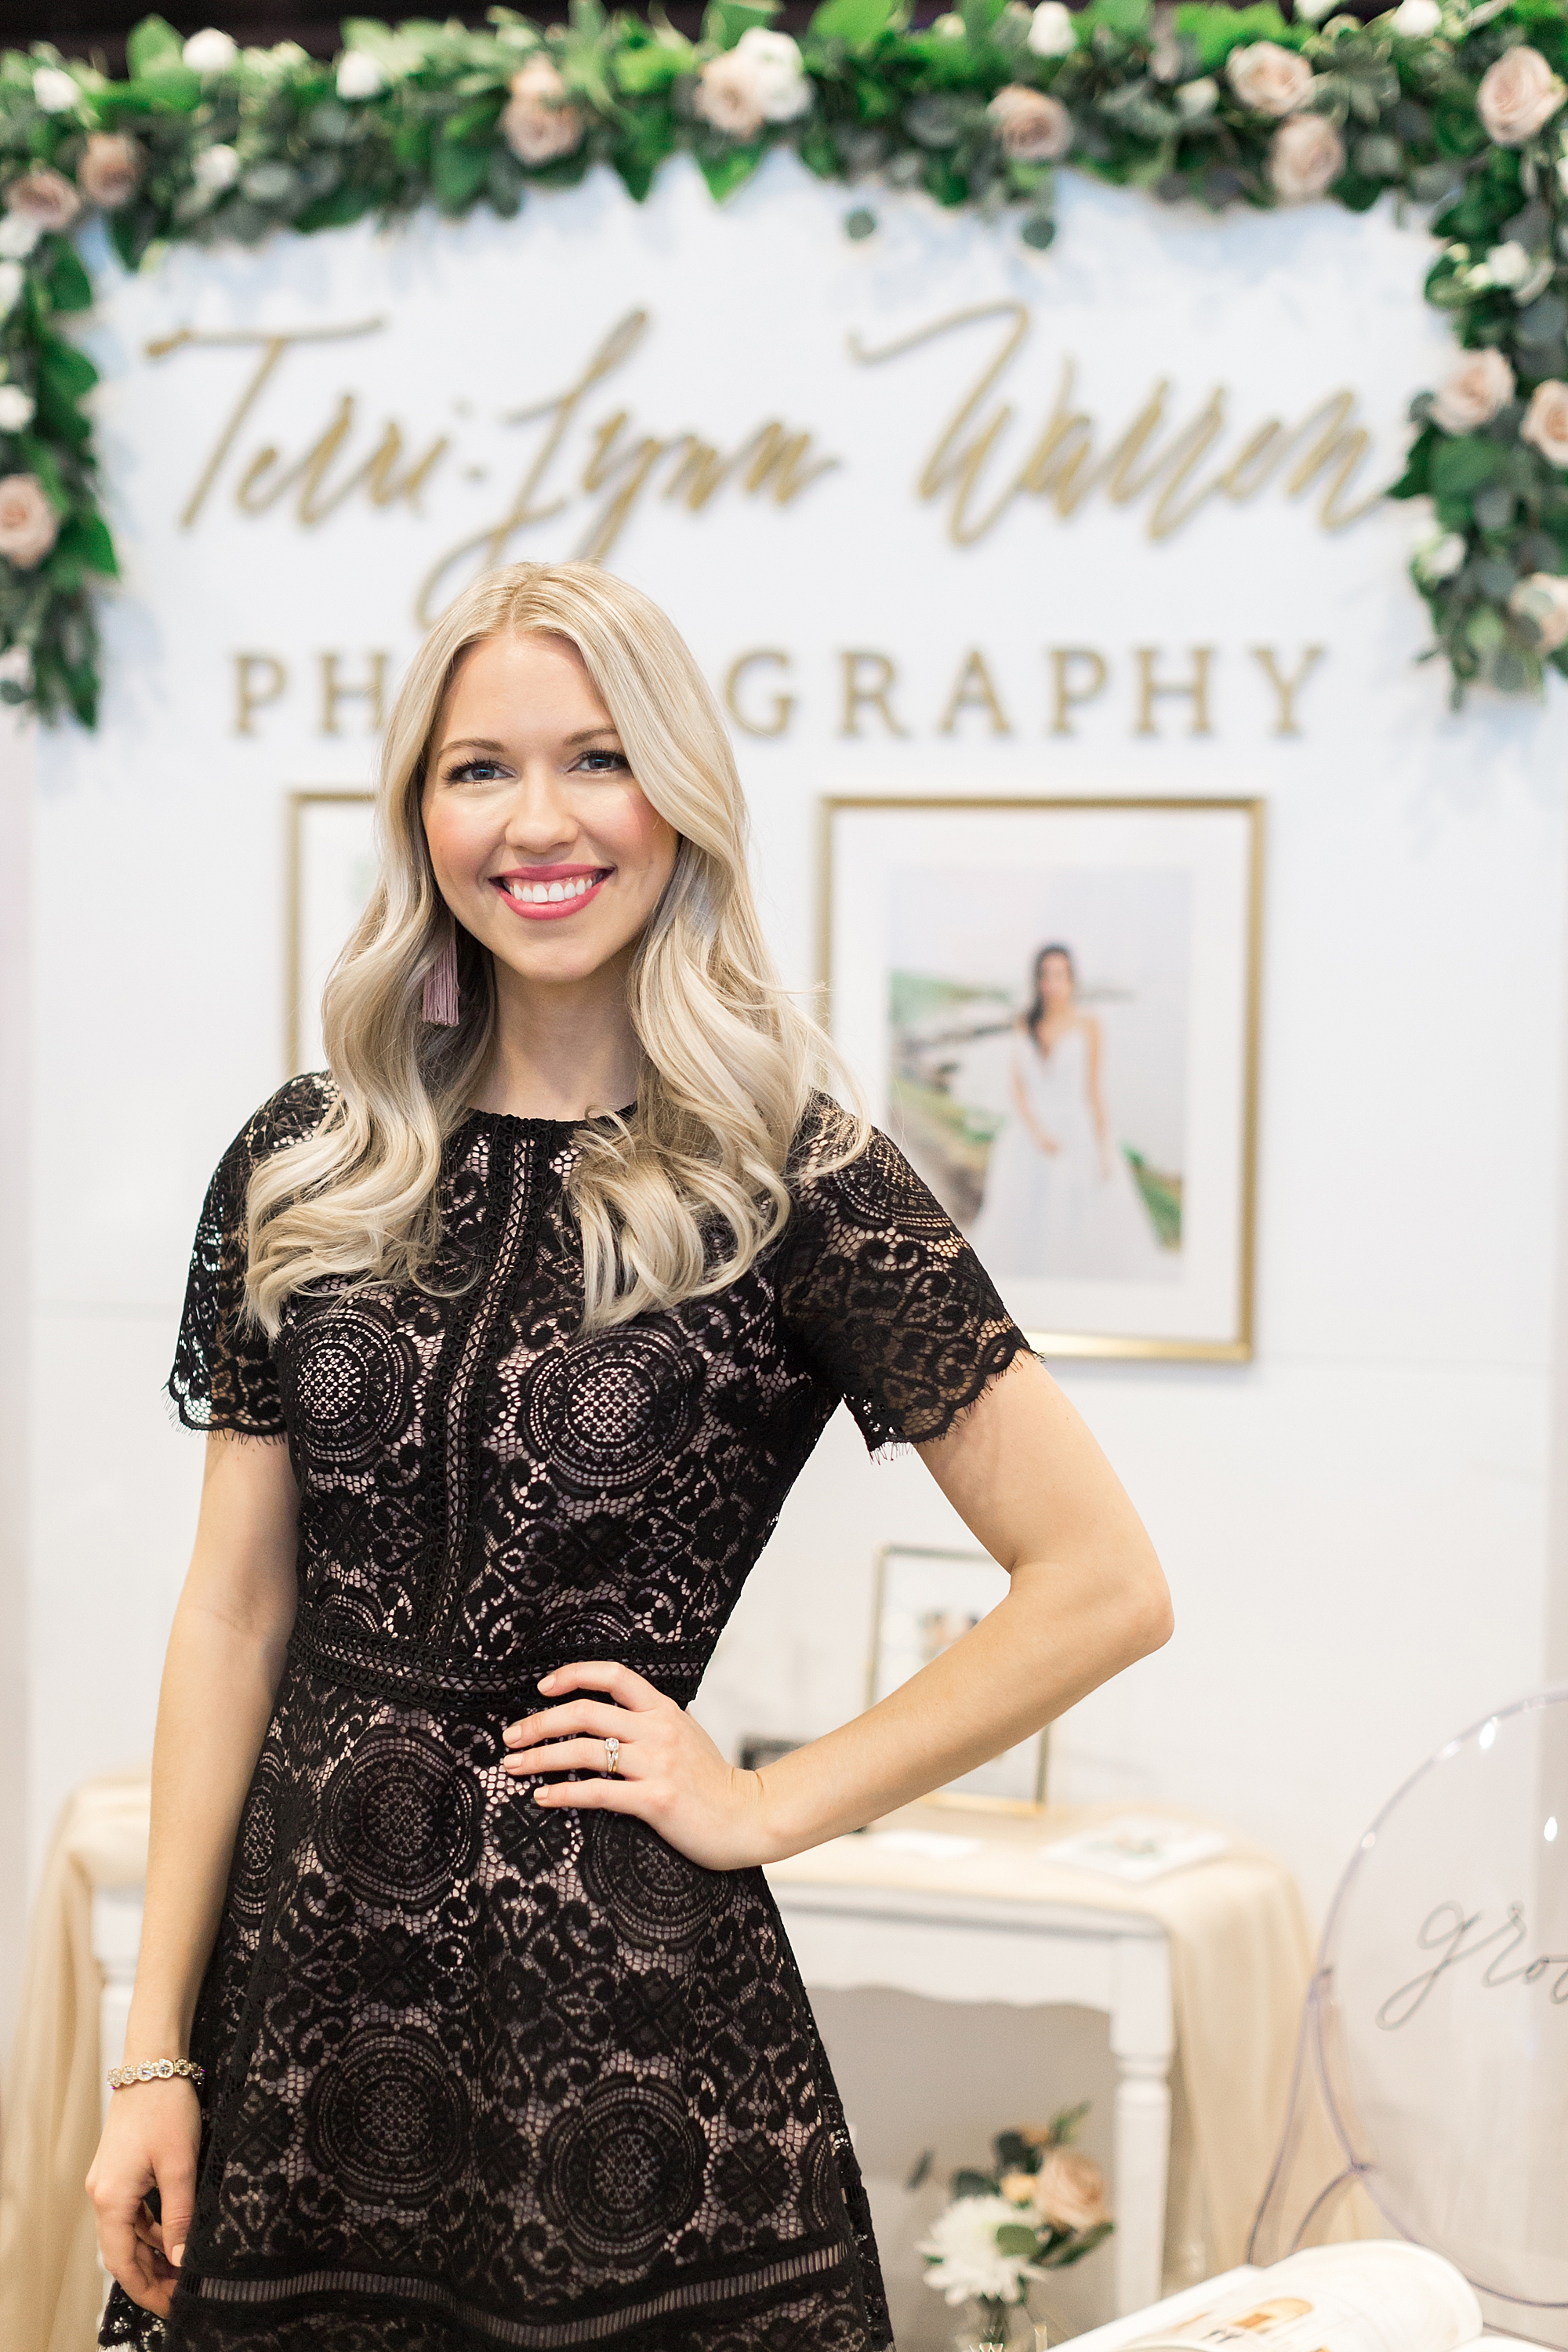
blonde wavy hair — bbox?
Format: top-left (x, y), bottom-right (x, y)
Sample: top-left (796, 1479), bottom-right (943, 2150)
top-left (245, 561), bottom-right (866, 1335)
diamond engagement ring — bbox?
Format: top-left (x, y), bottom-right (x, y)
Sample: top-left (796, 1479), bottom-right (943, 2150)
top-left (604, 1736), bottom-right (621, 1777)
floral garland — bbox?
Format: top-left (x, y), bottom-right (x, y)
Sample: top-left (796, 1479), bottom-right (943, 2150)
top-left (2, 0), bottom-right (1568, 723)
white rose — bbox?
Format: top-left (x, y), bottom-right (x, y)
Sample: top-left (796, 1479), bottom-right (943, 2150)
top-left (1390, 0), bottom-right (1441, 34)
top-left (933, 13), bottom-right (966, 33)
top-left (183, 27), bottom-right (238, 74)
top-left (1431, 347), bottom-right (1515, 432)
top-left (1522, 379), bottom-right (1568, 466)
top-left (695, 28), bottom-right (811, 136)
top-left (32, 67), bottom-right (79, 114)
top-left (0, 213), bottom-right (40, 260)
top-left (1176, 76), bottom-right (1218, 117)
top-left (1268, 112), bottom-right (1345, 201)
top-left (1415, 531), bottom-right (1466, 579)
top-left (0, 385), bottom-right (34, 432)
top-left (1477, 45), bottom-right (1565, 147)
top-left (1226, 41), bottom-right (1315, 116)
top-left (1486, 239), bottom-right (1531, 289)
top-left (1508, 572), bottom-right (1568, 650)
top-left (192, 143), bottom-right (241, 194)
top-left (0, 262), bottom-right (24, 319)
top-left (733, 27), bottom-right (812, 122)
top-left (336, 50), bottom-right (387, 100)
top-left (1294, 0), bottom-right (1334, 19)
top-left (1026, 2), bottom-right (1076, 57)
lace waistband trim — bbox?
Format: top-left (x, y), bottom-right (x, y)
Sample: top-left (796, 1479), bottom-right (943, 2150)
top-left (194, 2239), bottom-right (848, 2345)
top-left (285, 1608), bottom-right (707, 1710)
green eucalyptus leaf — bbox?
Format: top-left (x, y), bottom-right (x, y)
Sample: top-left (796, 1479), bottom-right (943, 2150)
top-left (1429, 434), bottom-right (1507, 502)
top-left (996, 2223), bottom-right (1041, 2256)
top-left (702, 0), bottom-right (779, 51)
top-left (44, 241), bottom-right (93, 314)
top-left (810, 0), bottom-right (896, 48)
top-left (125, 15), bottom-right (184, 76)
top-left (699, 140), bottom-right (764, 198)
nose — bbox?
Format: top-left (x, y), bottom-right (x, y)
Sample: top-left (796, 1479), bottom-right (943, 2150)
top-left (501, 762), bottom-right (577, 857)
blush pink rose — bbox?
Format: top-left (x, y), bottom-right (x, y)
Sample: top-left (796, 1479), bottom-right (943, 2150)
top-left (78, 133), bottom-right (141, 210)
top-left (0, 473), bottom-right (60, 568)
top-left (5, 166), bottom-right (82, 236)
top-left (1032, 2147), bottom-right (1112, 2234)
top-left (500, 57), bottom-right (585, 165)
top-left (1509, 572), bottom-right (1568, 649)
top-left (1226, 41), bottom-right (1313, 117)
top-left (989, 84), bottom-right (1074, 159)
top-left (1477, 45), bottom-right (1565, 147)
top-left (1267, 112), bottom-right (1345, 201)
top-left (1522, 379), bottom-right (1568, 466)
top-left (1431, 347), bottom-right (1515, 434)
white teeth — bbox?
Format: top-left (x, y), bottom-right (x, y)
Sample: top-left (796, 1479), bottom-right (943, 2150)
top-left (505, 874), bottom-right (601, 904)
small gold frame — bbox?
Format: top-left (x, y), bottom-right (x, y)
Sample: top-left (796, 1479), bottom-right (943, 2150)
top-left (868, 1542), bottom-right (1049, 1816)
top-left (818, 793), bottom-right (1265, 1364)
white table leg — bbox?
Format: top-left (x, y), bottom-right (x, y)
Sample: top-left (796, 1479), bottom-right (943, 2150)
top-left (1109, 1935), bottom-right (1174, 2317)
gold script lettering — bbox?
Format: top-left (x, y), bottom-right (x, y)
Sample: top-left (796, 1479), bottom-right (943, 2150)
top-left (851, 303), bottom-right (1381, 547)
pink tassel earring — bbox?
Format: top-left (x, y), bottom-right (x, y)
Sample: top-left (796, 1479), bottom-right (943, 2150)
top-left (423, 933), bottom-right (460, 1026)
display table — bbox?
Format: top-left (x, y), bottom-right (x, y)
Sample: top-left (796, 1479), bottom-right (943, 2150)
top-left (766, 1802), bottom-right (1319, 2318)
top-left (0, 1776), bottom-right (1315, 2352)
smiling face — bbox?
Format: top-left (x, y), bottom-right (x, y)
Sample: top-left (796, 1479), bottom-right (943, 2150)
top-left (421, 630), bottom-right (681, 993)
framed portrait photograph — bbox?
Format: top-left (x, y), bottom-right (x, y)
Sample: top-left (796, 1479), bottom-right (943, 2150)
top-left (869, 1545), bottom-right (1048, 1811)
top-left (287, 789), bottom-right (377, 1076)
top-left (822, 797), bottom-right (1262, 1362)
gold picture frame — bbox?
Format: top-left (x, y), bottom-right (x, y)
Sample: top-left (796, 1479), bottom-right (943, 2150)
top-left (868, 1544), bottom-right (1049, 1814)
top-left (285, 787), bottom-right (376, 1079)
top-left (819, 794), bottom-right (1264, 1363)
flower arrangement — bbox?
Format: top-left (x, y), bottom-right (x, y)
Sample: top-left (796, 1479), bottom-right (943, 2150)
top-left (919, 2104), bottom-right (1113, 2347)
top-left (3, 0), bottom-right (1568, 722)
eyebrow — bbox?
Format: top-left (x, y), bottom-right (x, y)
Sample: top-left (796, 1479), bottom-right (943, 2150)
top-left (438, 725), bottom-right (622, 756)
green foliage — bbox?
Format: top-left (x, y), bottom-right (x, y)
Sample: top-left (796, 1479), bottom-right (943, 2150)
top-left (1, 0), bottom-right (1566, 719)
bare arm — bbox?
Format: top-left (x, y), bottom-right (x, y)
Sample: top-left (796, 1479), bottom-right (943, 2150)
top-left (1011, 1032), bottom-right (1058, 1155)
top-left (1082, 1015), bottom-right (1112, 1167)
top-left (87, 1433), bottom-right (299, 2317)
top-left (503, 1352), bottom-right (1171, 1865)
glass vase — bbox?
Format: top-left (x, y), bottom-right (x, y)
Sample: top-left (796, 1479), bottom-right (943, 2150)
top-left (950, 2294), bottom-right (1047, 2352)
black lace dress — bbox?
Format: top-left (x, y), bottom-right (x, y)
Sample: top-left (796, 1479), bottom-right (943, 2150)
top-left (102, 1078), bottom-right (1031, 2352)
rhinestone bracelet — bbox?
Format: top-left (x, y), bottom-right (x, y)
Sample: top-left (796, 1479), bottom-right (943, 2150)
top-left (107, 2058), bottom-right (206, 2090)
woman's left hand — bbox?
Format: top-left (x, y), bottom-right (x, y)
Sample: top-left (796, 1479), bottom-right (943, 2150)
top-left (500, 1662), bottom-right (777, 1871)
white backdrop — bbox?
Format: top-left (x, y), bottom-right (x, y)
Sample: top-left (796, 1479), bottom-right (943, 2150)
top-left (16, 157), bottom-right (1568, 2001)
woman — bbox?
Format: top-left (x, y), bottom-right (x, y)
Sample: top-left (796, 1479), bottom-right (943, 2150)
top-left (89, 564), bottom-right (1171, 2352)
top-left (971, 943), bottom-right (1170, 1283)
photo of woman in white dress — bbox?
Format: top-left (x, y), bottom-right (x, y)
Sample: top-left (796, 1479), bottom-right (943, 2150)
top-left (970, 944), bottom-right (1171, 1283)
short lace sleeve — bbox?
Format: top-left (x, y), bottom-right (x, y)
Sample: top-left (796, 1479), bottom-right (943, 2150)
top-left (777, 1098), bottom-right (1035, 1456)
top-left (167, 1074), bottom-right (332, 1435)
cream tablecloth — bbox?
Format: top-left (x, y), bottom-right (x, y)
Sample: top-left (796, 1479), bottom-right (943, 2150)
top-left (1, 1776), bottom-right (1346, 2352)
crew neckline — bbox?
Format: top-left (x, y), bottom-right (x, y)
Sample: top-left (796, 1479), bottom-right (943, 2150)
top-left (461, 1102), bottom-right (638, 1130)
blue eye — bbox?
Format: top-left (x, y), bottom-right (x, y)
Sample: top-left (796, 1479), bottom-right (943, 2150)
top-left (448, 760), bottom-right (507, 782)
top-left (575, 750), bottom-right (630, 774)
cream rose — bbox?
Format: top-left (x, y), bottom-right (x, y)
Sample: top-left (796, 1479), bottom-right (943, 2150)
top-left (1032, 2147), bottom-right (1112, 2235)
top-left (1431, 347), bottom-right (1514, 433)
top-left (5, 167), bottom-right (82, 239)
top-left (1509, 572), bottom-right (1568, 649)
top-left (989, 83), bottom-right (1074, 159)
top-left (694, 28), bottom-right (811, 139)
top-left (501, 57), bottom-right (585, 164)
top-left (34, 66), bottom-right (79, 114)
top-left (1267, 113), bottom-right (1345, 201)
top-left (0, 473), bottom-right (59, 568)
top-left (0, 385), bottom-right (34, 432)
top-left (1390, 0), bottom-right (1441, 34)
top-left (1523, 379), bottom-right (1568, 466)
top-left (1026, 1), bottom-right (1076, 57)
top-left (193, 143), bottom-right (241, 196)
top-left (1477, 45), bottom-right (1565, 147)
top-left (1225, 41), bottom-right (1313, 117)
top-left (336, 50), bottom-right (387, 100)
top-left (183, 27), bottom-right (239, 73)
top-left (78, 134), bottom-right (141, 211)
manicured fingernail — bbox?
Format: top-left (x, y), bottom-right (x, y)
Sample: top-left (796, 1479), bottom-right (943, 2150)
top-left (501, 1726), bottom-right (518, 1746)
top-left (171, 2244), bottom-right (185, 2268)
top-left (538, 1675), bottom-right (556, 1691)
